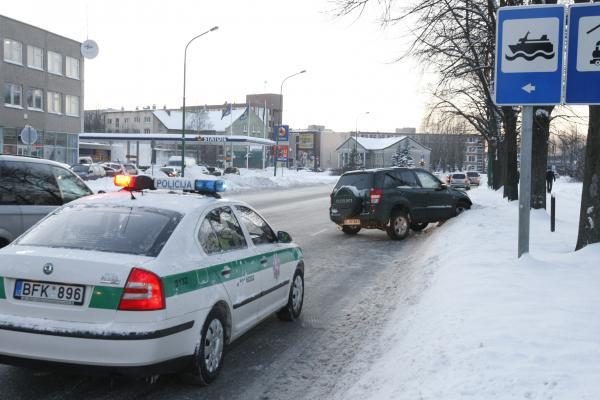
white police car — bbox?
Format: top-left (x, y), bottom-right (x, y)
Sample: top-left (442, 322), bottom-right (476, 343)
top-left (0, 175), bottom-right (304, 384)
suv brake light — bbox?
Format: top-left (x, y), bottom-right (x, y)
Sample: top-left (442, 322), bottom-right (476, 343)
top-left (370, 188), bottom-right (383, 205)
top-left (118, 268), bottom-right (165, 311)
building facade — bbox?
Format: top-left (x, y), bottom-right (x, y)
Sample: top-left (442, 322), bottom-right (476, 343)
top-left (336, 136), bottom-right (431, 169)
top-left (0, 15), bottom-right (83, 164)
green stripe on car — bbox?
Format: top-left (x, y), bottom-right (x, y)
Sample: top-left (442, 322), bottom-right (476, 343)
top-left (3, 248), bottom-right (301, 309)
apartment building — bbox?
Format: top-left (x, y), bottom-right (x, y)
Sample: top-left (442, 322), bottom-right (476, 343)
top-left (0, 15), bottom-right (84, 164)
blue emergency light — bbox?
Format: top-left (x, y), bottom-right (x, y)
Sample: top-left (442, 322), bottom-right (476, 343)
top-left (194, 179), bottom-right (226, 193)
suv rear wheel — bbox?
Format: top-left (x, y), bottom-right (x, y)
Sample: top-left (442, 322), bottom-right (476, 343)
top-left (387, 210), bottom-right (410, 240)
top-left (341, 225), bottom-right (361, 235)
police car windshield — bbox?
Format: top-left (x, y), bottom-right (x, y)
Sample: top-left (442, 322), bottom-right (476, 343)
top-left (17, 204), bottom-right (182, 257)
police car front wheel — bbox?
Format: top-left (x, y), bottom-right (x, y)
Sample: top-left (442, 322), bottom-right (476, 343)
top-left (277, 270), bottom-right (304, 321)
top-left (184, 308), bottom-right (227, 385)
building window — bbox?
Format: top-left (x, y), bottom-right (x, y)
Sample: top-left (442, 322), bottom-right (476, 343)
top-left (4, 83), bottom-right (22, 107)
top-left (65, 95), bottom-right (79, 117)
top-left (115, 118), bottom-right (120, 127)
top-left (124, 117), bottom-right (129, 124)
top-left (27, 88), bottom-right (44, 110)
top-left (144, 128), bottom-right (150, 134)
top-left (47, 51), bottom-right (62, 75)
top-left (144, 116), bottom-right (151, 123)
top-left (107, 118), bottom-right (112, 125)
top-left (47, 91), bottom-right (61, 114)
top-left (27, 45), bottom-right (44, 70)
top-left (65, 56), bottom-right (79, 79)
top-left (466, 155), bottom-right (476, 162)
top-left (4, 39), bottom-right (22, 64)
top-left (467, 146), bottom-right (478, 153)
top-left (134, 116), bottom-right (140, 123)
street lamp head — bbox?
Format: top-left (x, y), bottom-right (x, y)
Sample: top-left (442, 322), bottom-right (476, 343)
top-left (210, 26), bottom-right (219, 31)
top-left (300, 69), bottom-right (307, 74)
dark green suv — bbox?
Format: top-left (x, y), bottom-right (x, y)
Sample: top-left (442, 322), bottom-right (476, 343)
top-left (329, 167), bottom-right (472, 240)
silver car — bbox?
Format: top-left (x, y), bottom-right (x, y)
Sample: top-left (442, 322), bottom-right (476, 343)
top-left (0, 155), bottom-right (93, 248)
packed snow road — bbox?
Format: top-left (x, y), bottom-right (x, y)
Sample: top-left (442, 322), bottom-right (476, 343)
top-left (1, 185), bottom-right (443, 400)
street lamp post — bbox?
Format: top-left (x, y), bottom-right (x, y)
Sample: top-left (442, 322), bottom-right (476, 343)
top-left (354, 111), bottom-right (370, 168)
top-left (274, 69), bottom-right (306, 177)
top-left (181, 26), bottom-right (218, 177)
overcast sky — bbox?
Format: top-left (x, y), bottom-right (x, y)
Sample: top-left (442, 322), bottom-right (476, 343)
top-left (1, 0), bottom-right (435, 132)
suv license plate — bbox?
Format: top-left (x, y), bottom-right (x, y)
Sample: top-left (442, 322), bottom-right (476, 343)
top-left (343, 219), bottom-right (361, 226)
top-left (13, 280), bottom-right (86, 306)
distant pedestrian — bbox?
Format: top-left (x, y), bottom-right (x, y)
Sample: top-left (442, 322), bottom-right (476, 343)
top-left (546, 168), bottom-right (556, 193)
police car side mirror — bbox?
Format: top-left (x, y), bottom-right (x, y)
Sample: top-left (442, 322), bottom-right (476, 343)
top-left (437, 183), bottom-right (448, 191)
top-left (277, 231), bottom-right (292, 243)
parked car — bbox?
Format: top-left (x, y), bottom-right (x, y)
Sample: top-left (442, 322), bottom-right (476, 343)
top-left (466, 171), bottom-right (481, 186)
top-left (206, 166), bottom-right (223, 176)
top-left (0, 155), bottom-right (93, 248)
top-left (123, 163), bottom-right (139, 175)
top-left (78, 156), bottom-right (93, 165)
top-left (449, 173), bottom-right (471, 190)
top-left (159, 166), bottom-right (181, 177)
top-left (102, 162), bottom-right (125, 175)
top-left (224, 167), bottom-right (240, 175)
top-left (330, 167), bottom-right (472, 240)
top-left (71, 163), bottom-right (106, 180)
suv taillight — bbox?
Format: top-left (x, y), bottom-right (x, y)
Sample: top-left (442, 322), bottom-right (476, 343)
top-left (118, 268), bottom-right (165, 311)
top-left (370, 188), bottom-right (383, 205)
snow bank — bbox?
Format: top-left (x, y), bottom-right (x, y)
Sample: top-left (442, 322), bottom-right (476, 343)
top-left (86, 167), bottom-right (338, 194)
top-left (337, 176), bottom-right (600, 400)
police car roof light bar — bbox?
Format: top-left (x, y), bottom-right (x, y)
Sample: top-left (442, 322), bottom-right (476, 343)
top-left (114, 175), bottom-right (155, 192)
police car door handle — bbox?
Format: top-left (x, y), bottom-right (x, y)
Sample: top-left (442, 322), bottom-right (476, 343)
top-left (221, 266), bottom-right (231, 277)
top-left (260, 257), bottom-right (268, 265)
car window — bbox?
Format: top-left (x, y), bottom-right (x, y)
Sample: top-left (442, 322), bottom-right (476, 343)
top-left (201, 207), bottom-right (247, 253)
top-left (198, 218), bottom-right (221, 254)
top-left (384, 170), bottom-right (420, 188)
top-left (415, 170), bottom-right (441, 189)
top-left (235, 205), bottom-right (277, 246)
top-left (52, 166), bottom-right (93, 203)
top-left (0, 160), bottom-right (62, 206)
top-left (334, 173), bottom-right (373, 190)
top-left (17, 204), bottom-right (182, 256)
top-left (452, 174), bottom-right (466, 179)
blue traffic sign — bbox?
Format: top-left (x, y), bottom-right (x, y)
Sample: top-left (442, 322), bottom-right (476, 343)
top-left (565, 3), bottom-right (600, 104)
top-left (495, 5), bottom-right (565, 106)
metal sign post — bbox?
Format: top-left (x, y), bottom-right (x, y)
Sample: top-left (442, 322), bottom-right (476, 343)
top-left (494, 5), bottom-right (565, 258)
top-left (518, 106), bottom-right (533, 257)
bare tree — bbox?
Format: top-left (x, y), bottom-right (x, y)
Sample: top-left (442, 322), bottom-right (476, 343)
top-left (336, 0), bottom-right (521, 198)
top-left (574, 0), bottom-right (600, 250)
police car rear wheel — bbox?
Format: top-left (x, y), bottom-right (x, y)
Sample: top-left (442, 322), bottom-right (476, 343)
top-left (277, 270), bottom-right (304, 321)
top-left (185, 308), bottom-right (226, 385)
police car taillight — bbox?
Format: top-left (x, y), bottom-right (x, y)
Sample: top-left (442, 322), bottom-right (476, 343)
top-left (118, 268), bottom-right (165, 311)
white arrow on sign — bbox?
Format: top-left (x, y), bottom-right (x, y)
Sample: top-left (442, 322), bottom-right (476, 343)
top-left (521, 83), bottom-right (536, 93)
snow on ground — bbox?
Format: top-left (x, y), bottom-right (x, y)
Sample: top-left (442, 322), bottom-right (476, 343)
top-left (86, 166), bottom-right (338, 194)
top-left (335, 176), bottom-right (600, 400)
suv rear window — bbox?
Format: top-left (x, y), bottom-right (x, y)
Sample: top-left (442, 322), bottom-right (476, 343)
top-left (17, 204), bottom-right (182, 257)
top-left (452, 174), bottom-right (466, 179)
top-left (334, 173), bottom-right (373, 191)
top-left (467, 172), bottom-right (479, 177)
